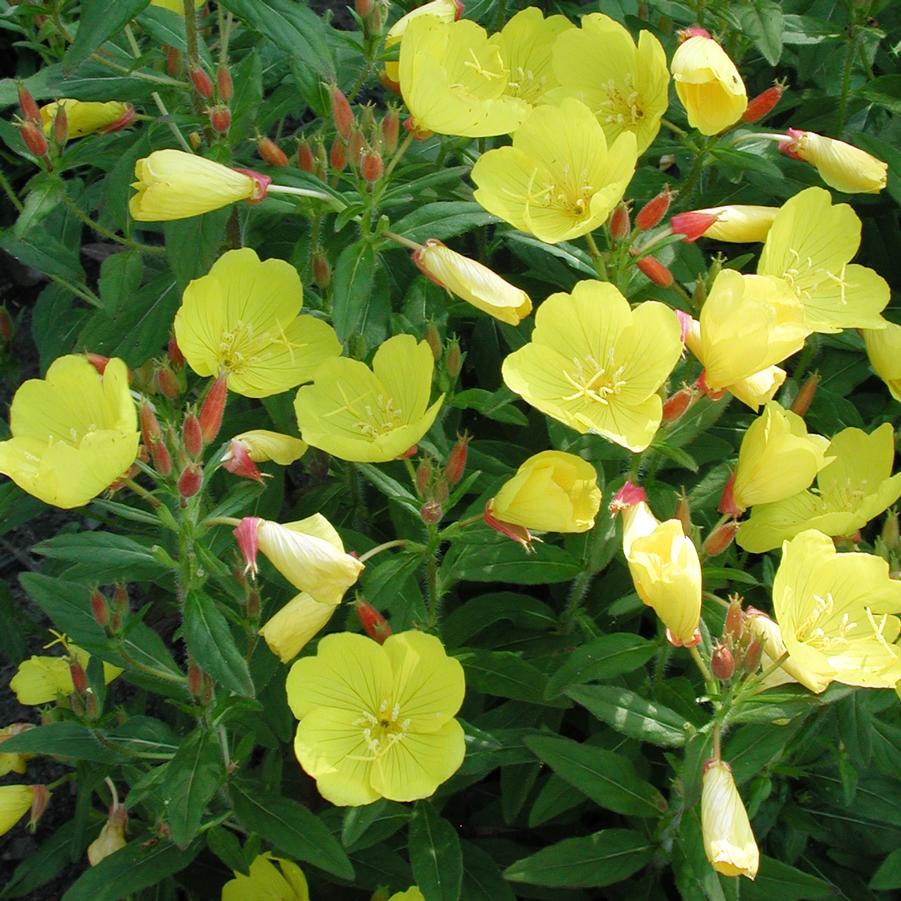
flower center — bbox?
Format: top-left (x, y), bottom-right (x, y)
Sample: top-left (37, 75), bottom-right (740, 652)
top-left (597, 75), bottom-right (644, 127)
top-left (216, 318), bottom-right (301, 374)
top-left (324, 382), bottom-right (405, 439)
top-left (560, 354), bottom-right (626, 405)
top-left (352, 698), bottom-right (411, 759)
top-left (795, 592), bottom-right (855, 651)
top-left (526, 164), bottom-right (596, 220)
top-left (781, 249), bottom-right (848, 306)
top-left (505, 65), bottom-right (548, 103)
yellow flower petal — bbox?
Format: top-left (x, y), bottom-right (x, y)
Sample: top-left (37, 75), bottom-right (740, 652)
top-left (40, 100), bottom-right (132, 137)
top-left (701, 761), bottom-right (759, 879)
top-left (259, 592), bottom-right (338, 663)
top-left (863, 320), bottom-right (901, 402)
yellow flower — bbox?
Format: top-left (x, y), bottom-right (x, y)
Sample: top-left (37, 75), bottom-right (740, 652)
top-left (10, 643), bottom-right (122, 705)
top-left (150, 0), bottom-right (204, 13)
top-left (683, 269), bottom-right (809, 410)
top-left (87, 815), bottom-right (127, 866)
top-left (286, 631), bottom-right (465, 806)
top-left (731, 401), bottom-right (831, 512)
top-left (783, 129), bottom-right (887, 194)
top-left (701, 760), bottom-right (759, 879)
top-left (222, 853), bottom-right (309, 901)
top-left (488, 7), bottom-right (573, 105)
top-left (228, 430), bottom-right (308, 465)
top-left (549, 12), bottom-right (669, 154)
top-left (130, 149), bottom-right (269, 222)
top-left (412, 239), bottom-right (532, 325)
top-left (472, 98), bottom-right (637, 244)
top-left (690, 205), bottom-right (778, 242)
top-left (746, 612), bottom-right (831, 693)
top-left (399, 16), bottom-right (529, 137)
top-left (0, 355), bottom-right (139, 509)
top-left (174, 248), bottom-right (341, 398)
top-left (40, 100), bottom-right (133, 137)
top-left (386, 0), bottom-right (460, 46)
top-left (757, 187), bottom-right (890, 333)
top-left (772, 530), bottom-right (901, 690)
top-left (502, 281), bottom-right (683, 452)
top-left (738, 423), bottom-right (901, 553)
top-left (259, 593), bottom-right (338, 664)
top-left (388, 891), bottom-right (425, 901)
top-left (621, 499), bottom-right (702, 645)
top-left (0, 785), bottom-right (37, 838)
top-left (863, 320), bottom-right (901, 402)
top-left (294, 334), bottom-right (443, 463)
top-left (0, 725), bottom-right (32, 777)
top-left (488, 450), bottom-right (601, 534)
top-left (671, 34), bottom-right (747, 134)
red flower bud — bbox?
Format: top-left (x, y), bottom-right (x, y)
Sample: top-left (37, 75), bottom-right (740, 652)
top-left (257, 136), bottom-right (288, 168)
top-left (209, 104), bottom-right (231, 135)
top-left (51, 104), bottom-right (68, 147)
top-left (711, 643), bottom-right (735, 680)
top-left (112, 583), bottom-right (129, 617)
top-left (69, 659), bottom-right (89, 695)
top-left (183, 412), bottom-right (203, 459)
top-left (329, 137), bottom-right (348, 172)
top-left (165, 46), bottom-right (182, 77)
top-left (354, 0), bottom-right (373, 16)
top-left (154, 363), bottom-right (180, 399)
top-left (415, 457), bottom-right (433, 497)
top-left (139, 401), bottom-right (162, 446)
top-left (609, 203), bottom-right (631, 240)
top-left (670, 211), bottom-right (719, 242)
top-left (742, 639), bottom-right (763, 673)
top-left (381, 108), bottom-right (399, 153)
top-left (635, 185), bottom-right (673, 231)
top-left (421, 499), bottom-right (443, 524)
top-left (742, 81), bottom-right (785, 124)
top-left (703, 520), bottom-right (739, 558)
top-left (17, 81), bottom-right (40, 124)
top-left (675, 492), bottom-right (692, 534)
top-left (355, 599), bottom-right (392, 644)
top-left (150, 439), bottom-right (173, 477)
top-left (724, 597), bottom-right (743, 641)
top-left (329, 85), bottom-right (354, 140)
top-left (348, 127), bottom-right (365, 168)
top-left (85, 353), bottom-right (110, 375)
top-left (790, 372), bottom-right (819, 417)
top-left (662, 385), bottom-right (696, 423)
top-left (178, 463), bottom-right (203, 499)
top-left (636, 254), bottom-right (673, 287)
top-left (222, 439), bottom-right (264, 483)
top-left (361, 148), bottom-right (384, 184)
top-left (199, 376), bottom-right (228, 444)
top-left (234, 517), bottom-right (262, 578)
top-left (29, 785), bottom-right (51, 829)
top-left (609, 480), bottom-right (648, 513)
top-left (168, 333), bottom-right (185, 368)
top-left (297, 138), bottom-right (315, 173)
top-left (717, 472), bottom-right (744, 517)
top-left (187, 659), bottom-right (204, 697)
top-left (20, 120), bottom-right (48, 157)
top-left (445, 432), bottom-right (470, 487)
top-left (216, 64), bottom-right (233, 102)
top-left (189, 65), bottom-right (214, 100)
top-left (91, 589), bottom-right (110, 628)
top-left (312, 250), bottom-right (331, 289)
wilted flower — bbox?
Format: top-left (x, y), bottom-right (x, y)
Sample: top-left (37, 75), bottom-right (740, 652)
top-left (472, 98), bottom-right (637, 243)
top-left (40, 100), bottom-right (134, 137)
top-left (0, 355), bottom-right (139, 509)
top-left (222, 853), bottom-right (309, 901)
top-left (781, 129), bottom-right (887, 194)
top-left (174, 248), bottom-right (341, 398)
top-left (863, 320), bottom-right (901, 402)
top-left (287, 631), bottom-right (465, 806)
top-left (701, 760), bottom-right (759, 879)
top-left (87, 806), bottom-right (127, 866)
top-left (294, 334), bottom-right (444, 463)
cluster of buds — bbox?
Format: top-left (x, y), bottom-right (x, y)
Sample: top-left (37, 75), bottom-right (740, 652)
top-left (15, 82), bottom-right (49, 161)
top-left (353, 0), bottom-right (384, 36)
top-left (414, 433), bottom-right (470, 525)
top-left (186, 658), bottom-right (214, 705)
top-left (199, 60), bottom-right (234, 135)
top-left (708, 596), bottom-right (764, 682)
top-left (91, 584), bottom-right (130, 636)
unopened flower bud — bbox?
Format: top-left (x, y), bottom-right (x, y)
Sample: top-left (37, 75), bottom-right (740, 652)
top-left (257, 136), bottom-right (288, 167)
top-left (17, 81), bottom-right (40, 124)
top-left (348, 126), bottom-right (365, 168)
top-left (139, 401), bottom-right (161, 447)
top-left (246, 587), bottom-right (261, 619)
top-left (91, 589), bottom-right (110, 628)
top-left (711, 643), bottom-right (735, 680)
top-left (421, 499), bottom-right (443, 524)
top-left (222, 439), bottom-right (264, 483)
top-left (354, 0), bottom-right (373, 16)
top-left (424, 322), bottom-right (441, 360)
top-left (415, 457), bottom-right (433, 497)
top-left (609, 203), bottom-right (631, 239)
top-left (717, 472), bottom-right (743, 517)
top-left (29, 785), bottom-right (51, 830)
top-left (183, 412), bottom-right (203, 459)
top-left (662, 385), bottom-right (695, 423)
top-left (154, 363), bottom-right (180, 399)
top-left (882, 510), bottom-right (899, 552)
top-left (330, 137), bottom-right (347, 172)
top-left (329, 84), bottom-right (354, 140)
top-left (209, 104), bottom-right (231, 134)
top-left (199, 376), bottom-right (228, 444)
top-left (52, 104), bottom-right (68, 147)
top-left (724, 597), bottom-right (743, 641)
top-left (312, 250), bottom-right (331, 289)
top-left (189, 65), bottom-right (214, 100)
top-left (150, 439), bottom-right (173, 477)
top-left (675, 492), bottom-right (692, 534)
top-left (355, 599), bottom-right (392, 643)
top-left (178, 463), bottom-right (203, 499)
top-left (216, 64), bottom-right (233, 102)
top-left (445, 432), bottom-right (470, 486)
top-left (361, 147), bottom-right (383, 184)
top-left (69, 659), bottom-right (89, 695)
top-left (742, 81), bottom-right (785, 123)
top-left (742, 639), bottom-right (763, 673)
top-left (297, 138), bottom-right (315, 173)
top-left (112, 583), bottom-right (129, 617)
top-left (166, 334), bottom-right (184, 369)
top-left (445, 337), bottom-right (463, 377)
top-left (789, 372), bottom-right (819, 417)
top-left (0, 306), bottom-right (13, 343)
top-left (165, 46), bottom-right (182, 77)
top-left (20, 120), bottom-right (48, 157)
top-left (381, 107), bottom-right (399, 153)
top-left (670, 211), bottom-right (719, 242)
top-left (703, 520), bottom-right (739, 558)
top-left (187, 659), bottom-right (204, 697)
top-left (636, 254), bottom-right (673, 287)
top-left (85, 353), bottom-right (110, 375)
top-left (635, 185), bottom-right (673, 231)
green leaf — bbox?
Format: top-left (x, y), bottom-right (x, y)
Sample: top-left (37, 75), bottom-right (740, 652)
top-left (14, 177), bottom-right (65, 238)
top-left (206, 826), bottom-right (249, 876)
top-left (566, 685), bottom-right (690, 748)
top-left (544, 633), bottom-right (657, 698)
top-left (446, 538), bottom-right (582, 585)
top-left (458, 649), bottom-right (553, 704)
top-left (97, 250), bottom-right (143, 316)
top-left (183, 591), bottom-right (254, 697)
top-left (158, 729), bottom-right (226, 847)
top-left (503, 829), bottom-right (655, 888)
top-left (390, 201), bottom-right (498, 244)
top-left (331, 240), bottom-right (380, 343)
top-left (342, 800), bottom-right (410, 852)
top-left (163, 209), bottom-right (228, 288)
top-left (355, 462), bottom-right (422, 513)
top-left (449, 388), bottom-right (528, 425)
top-left (738, 0), bottom-right (784, 65)
top-left (650, 441), bottom-right (698, 473)
top-left (525, 735), bottom-right (666, 817)
top-left (32, 531), bottom-right (168, 582)
top-left (409, 801), bottom-right (463, 901)
top-left (231, 782), bottom-right (354, 879)
top-left (710, 147), bottom-right (783, 179)
top-left (461, 841), bottom-right (516, 901)
top-left (229, 52), bottom-right (264, 144)
top-left (857, 75), bottom-right (901, 116)
top-left (741, 856), bottom-right (834, 900)
top-left (31, 284), bottom-right (89, 368)
top-left (0, 722), bottom-right (126, 764)
top-left (871, 848), bottom-right (901, 891)
top-left (442, 592), bottom-right (556, 647)
top-left (64, 0), bottom-right (151, 72)
top-left (60, 838), bottom-right (200, 901)
top-left (0, 229), bottom-right (84, 281)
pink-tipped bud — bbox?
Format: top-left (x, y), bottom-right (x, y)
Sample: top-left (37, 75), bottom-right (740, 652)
top-left (725, 598), bottom-right (743, 641)
top-left (790, 372), bottom-right (819, 417)
top-left (103, 103), bottom-right (136, 134)
top-left (484, 501), bottom-right (534, 552)
top-left (139, 401), bottom-right (161, 446)
top-left (154, 363), bottom-right (180, 400)
top-left (679, 26), bottom-right (711, 41)
top-left (329, 85), bottom-right (354, 140)
top-left (424, 322), bottom-right (441, 361)
top-left (445, 337), bottom-right (463, 378)
top-left (199, 376), bottom-right (228, 444)
top-left (635, 186), bottom-right (673, 231)
top-left (112, 583), bottom-right (129, 618)
top-left (312, 250), bottom-right (331, 289)
top-left (355, 599), bottom-right (392, 644)
top-left (222, 439), bottom-right (264, 483)
top-left (29, 785), bottom-right (51, 829)
top-left (0, 306), bottom-right (12, 343)
top-left (178, 463), bottom-right (203, 499)
top-left (348, 126), bottom-right (365, 168)
top-left (20, 120), bottom-right (48, 158)
top-left (415, 457), bottom-right (433, 497)
top-left (183, 412), bottom-right (203, 459)
top-left (697, 371), bottom-right (726, 401)
top-left (69, 660), bottom-right (89, 695)
top-left (85, 353), bottom-right (110, 375)
top-left (670, 211), bottom-right (719, 243)
top-left (232, 167), bottom-right (271, 203)
top-left (297, 138), bottom-right (315, 173)
top-left (711, 643), bottom-right (735, 680)
top-left (381, 108), bottom-right (399, 153)
top-left (662, 385), bottom-right (696, 423)
top-left (150, 439), bottom-right (173, 477)
top-left (742, 81), bottom-right (785, 123)
top-left (675, 492), bottom-right (692, 534)
top-left (91, 589), bottom-right (110, 629)
top-left (779, 127), bottom-right (805, 161)
top-left (703, 520), bottom-right (739, 558)
top-left (355, 0), bottom-right (373, 16)
top-left (636, 255), bottom-right (673, 287)
top-left (189, 65), bottom-right (214, 99)
top-left (609, 480), bottom-right (648, 514)
top-left (257, 136), bottom-right (288, 167)
top-left (609, 203), bottom-right (631, 240)
top-left (361, 147), bottom-right (383, 184)
top-left (666, 627), bottom-right (702, 648)
top-left (742, 639), bottom-right (763, 673)
top-left (330, 137), bottom-right (347, 172)
top-left (445, 432), bottom-right (470, 487)
top-left (718, 472), bottom-right (744, 517)
top-left (165, 46), bottom-right (182, 77)
top-left (51, 104), bottom-right (68, 147)
top-left (216, 64), bottom-right (233, 102)
top-left (17, 82), bottom-right (40, 124)
top-left (420, 499), bottom-right (443, 525)
top-left (234, 517), bottom-right (262, 578)
top-left (209, 104), bottom-right (231, 134)
top-left (168, 333), bottom-right (185, 368)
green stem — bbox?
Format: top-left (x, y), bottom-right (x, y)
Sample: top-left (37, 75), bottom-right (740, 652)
top-left (0, 169), bottom-right (23, 212)
top-left (703, 591), bottom-right (731, 610)
top-left (359, 539), bottom-right (409, 563)
top-left (560, 569), bottom-right (594, 633)
top-left (660, 117), bottom-right (689, 138)
top-left (383, 229), bottom-right (422, 252)
top-left (679, 140), bottom-right (712, 207)
top-left (268, 183), bottom-right (337, 204)
top-left (46, 273), bottom-right (102, 308)
top-left (438, 513), bottom-right (483, 541)
top-left (381, 129), bottom-right (416, 184)
top-left (711, 721), bottom-right (722, 760)
top-left (585, 231), bottom-right (608, 280)
top-left (689, 644), bottom-right (715, 691)
top-left (835, 31), bottom-right (857, 137)
top-left (424, 532), bottom-right (442, 629)
top-left (62, 194), bottom-right (165, 254)
top-left (183, 0), bottom-right (201, 71)
top-left (203, 515), bottom-right (241, 529)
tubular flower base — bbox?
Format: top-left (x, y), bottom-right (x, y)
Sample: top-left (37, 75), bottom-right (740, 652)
top-left (40, 100), bottom-right (134, 137)
top-left (781, 129), bottom-right (887, 194)
top-left (701, 760), bottom-right (759, 879)
top-left (673, 205), bottom-right (778, 243)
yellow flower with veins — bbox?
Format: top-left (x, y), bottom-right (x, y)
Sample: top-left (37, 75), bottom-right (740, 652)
top-left (399, 16), bottom-right (529, 137)
top-left (772, 530), bottom-right (901, 690)
top-left (294, 334), bottom-right (443, 463)
top-left (738, 423), bottom-right (901, 552)
top-left (783, 129), bottom-right (887, 194)
top-left (472, 98), bottom-right (637, 244)
top-left (671, 33), bottom-right (747, 134)
top-left (488, 7), bottom-right (573, 105)
top-left (227, 430), bottom-right (308, 465)
top-left (730, 401), bottom-right (831, 512)
top-left (747, 612), bottom-right (832, 693)
top-left (383, 0), bottom-right (461, 85)
top-left (11, 638), bottom-right (122, 705)
top-left (863, 320), bottom-right (901, 402)
top-left (757, 187), bottom-right (889, 333)
top-left (549, 12), bottom-right (669, 154)
top-left (287, 631), bottom-right (465, 806)
top-left (689, 205), bottom-right (778, 242)
top-left (0, 785), bottom-right (38, 838)
top-left (701, 760), bottom-right (759, 879)
top-left (683, 269), bottom-right (809, 410)
top-left (40, 100), bottom-right (133, 137)
top-left (0, 355), bottom-right (139, 509)
top-left (502, 281), bottom-right (683, 452)
top-left (174, 248), bottom-right (340, 398)
top-left (222, 853), bottom-right (309, 901)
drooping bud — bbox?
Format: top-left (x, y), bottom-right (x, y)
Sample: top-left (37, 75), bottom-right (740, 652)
top-left (167, 333), bottom-right (185, 368)
top-left (670, 211), bottom-right (719, 243)
top-left (662, 385), bottom-right (696, 423)
top-left (636, 254), bottom-right (673, 288)
top-left (199, 375), bottom-right (228, 444)
top-left (381, 107), bottom-right (399, 153)
top-left (329, 137), bottom-right (348, 172)
top-left (717, 472), bottom-right (743, 517)
top-left (445, 337), bottom-right (463, 378)
top-left (724, 597), bottom-right (743, 641)
top-left (445, 432), bottom-right (470, 487)
top-left (312, 250), bottom-right (331, 289)
top-left (209, 104), bottom-right (231, 134)
top-left (789, 372), bottom-right (819, 417)
top-left (165, 46), bottom-right (182, 77)
top-left (711, 643), bottom-right (735, 680)
top-left (234, 517), bottom-right (262, 578)
top-left (424, 322), bottom-right (442, 361)
top-left (17, 81), bottom-right (40, 124)
top-left (609, 203), bottom-right (631, 240)
top-left (216, 63), bottom-right (233, 102)
top-left (297, 138), bottom-right (315, 173)
top-left (415, 457), bottom-right (433, 497)
top-left (329, 84), bottom-right (354, 140)
top-left (635, 185), bottom-right (673, 231)
top-left (149, 439), bottom-right (173, 477)
top-left (703, 520), bottom-right (739, 558)
top-left (421, 499), bottom-right (443, 525)
top-left (221, 439), bottom-right (264, 483)
top-left (189, 65), bottom-right (215, 100)
top-left (87, 805), bottom-right (127, 866)
top-left (154, 363), bottom-right (180, 399)
top-left (675, 492), bottom-right (692, 534)
top-left (91, 589), bottom-right (110, 629)
top-left (361, 147), bottom-right (384, 184)
top-left (183, 412), bottom-right (203, 459)
top-left (742, 81), bottom-right (785, 123)
top-left (355, 599), bottom-right (392, 643)
top-left (257, 136), bottom-right (288, 168)
top-left (69, 659), bottom-right (89, 695)
top-left (20, 120), bottom-right (48, 158)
